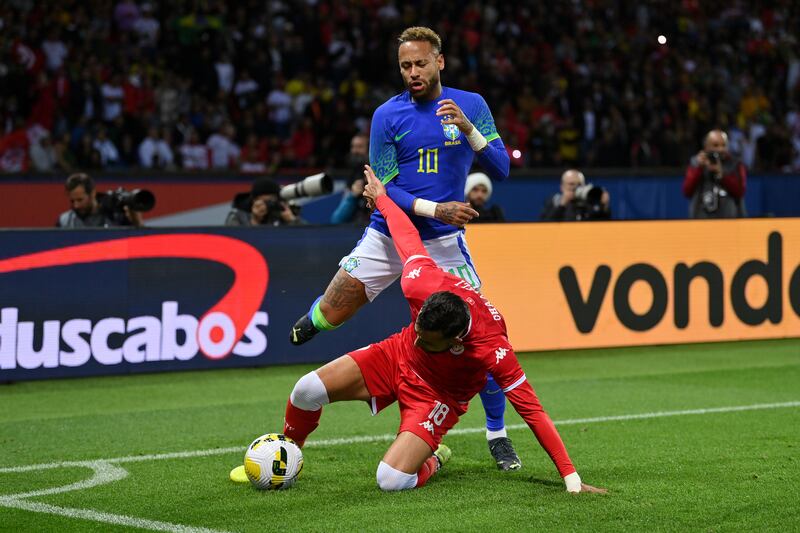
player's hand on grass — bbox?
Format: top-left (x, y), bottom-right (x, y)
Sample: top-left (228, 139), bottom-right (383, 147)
top-left (576, 483), bottom-right (608, 494)
top-left (362, 164), bottom-right (385, 210)
top-left (436, 99), bottom-right (475, 134)
top-left (435, 201), bottom-right (479, 227)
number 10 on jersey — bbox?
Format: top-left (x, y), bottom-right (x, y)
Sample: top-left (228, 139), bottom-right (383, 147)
top-left (417, 148), bottom-right (439, 173)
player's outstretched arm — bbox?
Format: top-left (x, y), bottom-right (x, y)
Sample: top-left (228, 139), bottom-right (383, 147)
top-left (363, 165), bottom-right (428, 263)
top-left (492, 355), bottom-right (608, 494)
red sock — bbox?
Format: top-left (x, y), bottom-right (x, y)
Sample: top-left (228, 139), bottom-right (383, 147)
top-left (283, 399), bottom-right (321, 448)
top-left (415, 455), bottom-right (440, 488)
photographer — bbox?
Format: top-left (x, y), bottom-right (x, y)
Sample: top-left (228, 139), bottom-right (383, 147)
top-left (225, 177), bottom-right (306, 227)
top-left (540, 169), bottom-right (611, 221)
top-left (683, 129), bottom-right (747, 218)
top-left (56, 173), bottom-right (145, 228)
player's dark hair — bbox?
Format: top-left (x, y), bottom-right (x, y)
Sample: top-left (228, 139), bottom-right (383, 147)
top-left (398, 26), bottom-right (442, 54)
top-left (417, 291), bottom-right (470, 338)
top-left (65, 173), bottom-right (95, 194)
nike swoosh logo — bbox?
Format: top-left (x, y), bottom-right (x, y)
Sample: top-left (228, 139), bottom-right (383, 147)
top-left (486, 388), bottom-right (503, 395)
top-left (394, 130), bottom-right (412, 141)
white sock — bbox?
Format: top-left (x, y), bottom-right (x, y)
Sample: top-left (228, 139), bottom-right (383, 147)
top-left (376, 461), bottom-right (418, 491)
top-left (486, 428), bottom-right (507, 440)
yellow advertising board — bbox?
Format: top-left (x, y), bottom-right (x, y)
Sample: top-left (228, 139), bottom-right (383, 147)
top-left (467, 219), bottom-right (800, 351)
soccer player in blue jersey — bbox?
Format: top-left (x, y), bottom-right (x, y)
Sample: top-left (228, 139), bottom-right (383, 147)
top-left (290, 26), bottom-right (520, 470)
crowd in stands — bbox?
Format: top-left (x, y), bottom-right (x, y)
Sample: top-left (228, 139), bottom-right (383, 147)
top-left (1, 0), bottom-right (799, 174)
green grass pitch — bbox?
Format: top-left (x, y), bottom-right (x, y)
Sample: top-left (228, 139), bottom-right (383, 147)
top-left (1, 338), bottom-right (798, 532)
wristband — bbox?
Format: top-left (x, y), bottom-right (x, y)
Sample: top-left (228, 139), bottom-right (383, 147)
top-left (564, 471), bottom-right (582, 493)
top-left (466, 126), bottom-right (488, 152)
top-left (413, 198), bottom-right (438, 218)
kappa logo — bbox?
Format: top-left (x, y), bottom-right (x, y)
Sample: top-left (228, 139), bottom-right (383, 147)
top-left (405, 267), bottom-right (422, 279)
top-left (495, 347), bottom-right (508, 363)
top-left (419, 420), bottom-right (435, 435)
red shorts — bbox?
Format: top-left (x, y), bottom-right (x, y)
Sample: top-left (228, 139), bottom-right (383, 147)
top-left (348, 332), bottom-right (466, 451)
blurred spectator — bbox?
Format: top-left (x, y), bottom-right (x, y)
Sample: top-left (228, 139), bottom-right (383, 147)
top-left (180, 129), bottom-right (210, 170)
top-left (29, 132), bottom-right (58, 172)
top-left (117, 133), bottom-right (138, 168)
top-left (100, 74), bottom-right (125, 123)
top-left (683, 129), bottom-right (747, 218)
top-left (207, 123), bottom-right (240, 169)
top-left (76, 134), bottom-right (102, 169)
top-left (93, 126), bottom-right (120, 167)
top-left (0, 127), bottom-right (31, 172)
top-left (287, 117), bottom-right (316, 167)
top-left (41, 28), bottom-right (69, 72)
top-left (215, 54), bottom-right (235, 95)
top-left (53, 133), bottom-right (76, 171)
top-left (132, 3), bottom-right (160, 49)
top-left (464, 172), bottom-right (505, 223)
top-left (266, 76), bottom-right (292, 138)
top-left (156, 73), bottom-right (180, 125)
top-left (240, 134), bottom-right (269, 174)
top-left (540, 169), bottom-right (611, 221)
top-left (233, 70), bottom-right (260, 111)
top-left (138, 126), bottom-right (174, 168)
top-left (225, 177), bottom-right (305, 227)
top-left (114, 0), bottom-right (140, 32)
top-left (57, 173), bottom-right (143, 228)
top-left (331, 133), bottom-right (371, 225)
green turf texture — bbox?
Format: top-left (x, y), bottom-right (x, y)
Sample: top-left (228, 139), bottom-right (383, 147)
top-left (1, 338), bottom-right (798, 532)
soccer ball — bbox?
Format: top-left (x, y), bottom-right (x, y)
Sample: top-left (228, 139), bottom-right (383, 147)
top-left (244, 433), bottom-right (304, 490)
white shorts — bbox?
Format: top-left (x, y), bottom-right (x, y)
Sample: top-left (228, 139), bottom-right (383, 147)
top-left (339, 228), bottom-right (481, 301)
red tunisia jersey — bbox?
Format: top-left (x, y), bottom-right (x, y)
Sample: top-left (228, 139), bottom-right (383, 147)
top-left (396, 255), bottom-right (524, 403)
top-left (374, 194), bottom-right (576, 478)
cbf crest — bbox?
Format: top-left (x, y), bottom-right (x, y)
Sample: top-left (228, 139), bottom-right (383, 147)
top-left (343, 256), bottom-right (360, 273)
top-left (441, 115), bottom-right (461, 141)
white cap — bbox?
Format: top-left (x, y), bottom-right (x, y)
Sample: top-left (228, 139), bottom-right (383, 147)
top-left (465, 172), bottom-right (492, 201)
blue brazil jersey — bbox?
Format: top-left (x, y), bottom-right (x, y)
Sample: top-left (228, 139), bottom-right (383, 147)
top-left (368, 86), bottom-right (506, 241)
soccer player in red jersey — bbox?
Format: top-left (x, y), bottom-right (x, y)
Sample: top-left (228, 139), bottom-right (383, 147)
top-left (280, 165), bottom-right (606, 493)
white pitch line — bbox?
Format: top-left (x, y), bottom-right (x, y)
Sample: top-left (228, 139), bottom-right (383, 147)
top-left (0, 497), bottom-right (230, 533)
top-left (1, 400), bottom-right (797, 474)
top-left (8, 461), bottom-right (128, 499)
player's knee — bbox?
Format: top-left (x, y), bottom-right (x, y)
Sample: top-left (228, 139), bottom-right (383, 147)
top-left (376, 461), bottom-right (418, 492)
top-left (290, 372), bottom-right (330, 411)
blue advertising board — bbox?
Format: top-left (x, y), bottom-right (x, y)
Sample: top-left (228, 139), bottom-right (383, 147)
top-left (0, 227), bottom-right (408, 381)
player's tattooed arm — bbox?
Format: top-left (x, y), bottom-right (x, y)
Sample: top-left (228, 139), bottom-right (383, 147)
top-left (434, 201), bottom-right (479, 227)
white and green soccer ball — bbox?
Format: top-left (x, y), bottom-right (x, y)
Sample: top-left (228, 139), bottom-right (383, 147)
top-left (244, 433), bottom-right (304, 490)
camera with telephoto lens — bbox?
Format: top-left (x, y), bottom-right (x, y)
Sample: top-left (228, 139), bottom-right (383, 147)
top-left (269, 173), bottom-right (333, 216)
top-left (574, 183), bottom-right (604, 206)
top-left (100, 187), bottom-right (156, 224)
top-left (279, 172), bottom-right (333, 200)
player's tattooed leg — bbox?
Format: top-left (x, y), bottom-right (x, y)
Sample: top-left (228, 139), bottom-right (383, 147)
top-left (319, 268), bottom-right (369, 325)
top-left (290, 269), bottom-right (370, 346)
